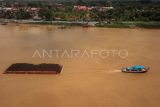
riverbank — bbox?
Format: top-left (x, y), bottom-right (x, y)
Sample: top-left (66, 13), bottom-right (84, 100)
top-left (95, 21), bottom-right (160, 29)
top-left (0, 19), bottom-right (98, 26)
top-left (0, 19), bottom-right (160, 29)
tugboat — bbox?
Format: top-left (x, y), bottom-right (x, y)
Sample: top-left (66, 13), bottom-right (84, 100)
top-left (122, 65), bottom-right (149, 73)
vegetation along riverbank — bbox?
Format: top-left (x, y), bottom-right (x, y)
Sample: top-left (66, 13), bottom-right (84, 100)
top-left (0, 0), bottom-right (160, 28)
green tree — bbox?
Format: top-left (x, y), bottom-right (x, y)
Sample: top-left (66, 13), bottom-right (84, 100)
top-left (39, 8), bottom-right (54, 21)
top-left (16, 9), bottom-right (31, 19)
top-left (107, 0), bottom-right (112, 7)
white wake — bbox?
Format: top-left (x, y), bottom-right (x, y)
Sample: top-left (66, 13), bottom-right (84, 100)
top-left (105, 70), bottom-right (121, 73)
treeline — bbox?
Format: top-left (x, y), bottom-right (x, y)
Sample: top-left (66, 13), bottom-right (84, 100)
top-left (105, 2), bottom-right (160, 21)
top-left (0, 0), bottom-right (160, 21)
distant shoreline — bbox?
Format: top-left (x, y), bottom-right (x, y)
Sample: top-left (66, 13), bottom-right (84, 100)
top-left (1, 19), bottom-right (160, 29)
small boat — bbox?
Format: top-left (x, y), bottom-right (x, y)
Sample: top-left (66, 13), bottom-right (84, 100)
top-left (1, 22), bottom-right (8, 25)
top-left (82, 23), bottom-right (90, 28)
top-left (0, 20), bottom-right (8, 25)
top-left (58, 25), bottom-right (67, 29)
top-left (121, 65), bottom-right (149, 73)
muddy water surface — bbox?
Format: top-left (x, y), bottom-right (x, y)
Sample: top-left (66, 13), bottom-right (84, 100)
top-left (0, 24), bottom-right (160, 107)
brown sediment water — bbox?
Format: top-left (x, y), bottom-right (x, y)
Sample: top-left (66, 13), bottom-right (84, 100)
top-left (0, 24), bottom-right (160, 107)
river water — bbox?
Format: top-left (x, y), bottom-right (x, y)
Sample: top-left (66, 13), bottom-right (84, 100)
top-left (0, 24), bottom-right (160, 107)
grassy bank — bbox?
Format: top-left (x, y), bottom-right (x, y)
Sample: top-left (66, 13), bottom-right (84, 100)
top-left (95, 21), bottom-right (160, 29)
top-left (95, 22), bottom-right (130, 28)
top-left (135, 22), bottom-right (160, 28)
top-left (2, 19), bottom-right (160, 28)
top-left (27, 21), bottom-right (82, 26)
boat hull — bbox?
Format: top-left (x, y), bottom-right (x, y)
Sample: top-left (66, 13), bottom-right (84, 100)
top-left (122, 68), bottom-right (149, 73)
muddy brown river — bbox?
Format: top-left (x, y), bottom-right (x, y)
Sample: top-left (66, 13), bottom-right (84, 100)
top-left (0, 24), bottom-right (160, 107)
